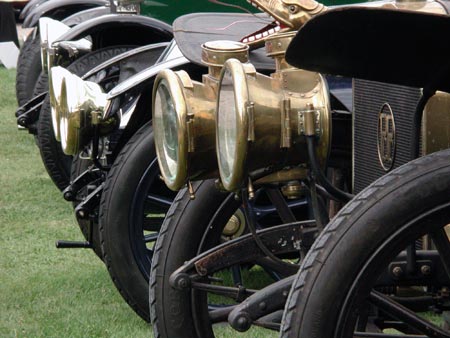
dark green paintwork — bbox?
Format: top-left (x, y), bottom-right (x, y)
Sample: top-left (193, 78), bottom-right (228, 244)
top-left (140, 0), bottom-right (256, 23)
top-left (139, 0), bottom-right (354, 24)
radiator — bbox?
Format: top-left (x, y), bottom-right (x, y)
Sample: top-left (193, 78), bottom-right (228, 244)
top-left (353, 79), bottom-right (422, 193)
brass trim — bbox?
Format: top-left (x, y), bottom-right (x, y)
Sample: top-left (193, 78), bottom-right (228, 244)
top-left (216, 59), bottom-right (251, 191)
top-left (153, 70), bottom-right (189, 191)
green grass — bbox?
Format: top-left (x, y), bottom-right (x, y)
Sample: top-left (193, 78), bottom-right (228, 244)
top-left (0, 68), bottom-right (277, 338)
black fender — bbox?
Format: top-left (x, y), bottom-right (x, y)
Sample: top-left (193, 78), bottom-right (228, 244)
top-left (286, 7), bottom-right (450, 92)
top-left (62, 6), bottom-right (111, 27)
top-left (23, 0), bottom-right (108, 28)
top-left (54, 14), bottom-right (173, 49)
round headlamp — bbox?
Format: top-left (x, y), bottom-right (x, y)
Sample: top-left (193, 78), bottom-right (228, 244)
top-left (49, 66), bottom-right (72, 142)
top-left (154, 41), bottom-right (249, 191)
top-left (153, 70), bottom-right (188, 190)
top-left (216, 59), bottom-right (252, 191)
top-left (59, 72), bottom-right (107, 155)
top-left (216, 58), bottom-right (331, 192)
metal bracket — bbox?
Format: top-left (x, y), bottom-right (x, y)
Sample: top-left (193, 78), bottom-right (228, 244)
top-left (62, 167), bottom-right (101, 201)
top-left (298, 108), bottom-right (321, 136)
top-left (74, 183), bottom-right (104, 219)
top-left (281, 98), bottom-right (292, 148)
top-left (15, 92), bottom-right (47, 131)
top-left (187, 115), bottom-right (195, 153)
top-left (247, 102), bottom-right (255, 142)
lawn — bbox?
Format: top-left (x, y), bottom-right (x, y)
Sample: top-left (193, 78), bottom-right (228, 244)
top-left (0, 67), bottom-right (277, 338)
top-left (0, 68), bottom-right (153, 337)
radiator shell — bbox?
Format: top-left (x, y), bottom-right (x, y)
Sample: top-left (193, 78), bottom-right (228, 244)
top-left (353, 79), bottom-right (421, 193)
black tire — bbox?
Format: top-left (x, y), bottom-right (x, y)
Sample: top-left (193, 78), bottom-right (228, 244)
top-left (281, 149), bottom-right (450, 338)
top-left (150, 181), bottom-right (308, 337)
top-left (16, 30), bottom-right (41, 107)
top-left (150, 180), bottom-right (238, 337)
top-left (36, 46), bottom-right (133, 191)
top-left (70, 154), bottom-right (103, 259)
top-left (32, 72), bottom-right (48, 97)
top-left (99, 122), bottom-right (174, 322)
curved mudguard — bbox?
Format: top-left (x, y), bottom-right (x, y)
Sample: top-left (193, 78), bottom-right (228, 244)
top-left (23, 0), bottom-right (108, 28)
top-left (62, 6), bottom-right (111, 27)
top-left (54, 14), bottom-right (173, 49)
top-left (20, 0), bottom-right (47, 21)
top-left (286, 7), bottom-right (450, 92)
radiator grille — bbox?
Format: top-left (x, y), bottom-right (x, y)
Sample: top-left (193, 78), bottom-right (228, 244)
top-left (353, 79), bottom-right (421, 193)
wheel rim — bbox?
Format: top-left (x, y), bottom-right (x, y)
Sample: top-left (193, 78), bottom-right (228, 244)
top-left (129, 158), bottom-right (174, 279)
top-left (336, 202), bottom-right (450, 338)
top-left (185, 188), bottom-right (309, 337)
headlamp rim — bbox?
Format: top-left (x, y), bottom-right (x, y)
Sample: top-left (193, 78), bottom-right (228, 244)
top-left (59, 77), bottom-right (78, 155)
top-left (216, 58), bottom-right (250, 192)
top-left (152, 69), bottom-right (189, 191)
top-left (49, 66), bottom-right (67, 142)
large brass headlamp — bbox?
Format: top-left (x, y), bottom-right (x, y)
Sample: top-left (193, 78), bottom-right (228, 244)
top-left (58, 70), bottom-right (109, 155)
top-left (49, 66), bottom-right (72, 142)
top-left (216, 32), bottom-right (331, 191)
top-left (153, 40), bottom-right (249, 191)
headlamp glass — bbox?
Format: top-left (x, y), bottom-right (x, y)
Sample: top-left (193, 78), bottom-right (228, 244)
top-left (154, 79), bottom-right (179, 182)
top-left (216, 59), bottom-right (249, 191)
top-left (217, 68), bottom-right (238, 181)
top-left (49, 66), bottom-right (70, 141)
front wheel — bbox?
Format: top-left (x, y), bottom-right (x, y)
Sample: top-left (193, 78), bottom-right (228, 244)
top-left (281, 148), bottom-right (450, 338)
top-left (150, 180), bottom-right (310, 337)
top-left (99, 122), bottom-right (174, 322)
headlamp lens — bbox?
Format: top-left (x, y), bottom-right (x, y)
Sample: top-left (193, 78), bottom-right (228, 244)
top-left (154, 79), bottom-right (179, 182)
top-left (217, 68), bottom-right (238, 182)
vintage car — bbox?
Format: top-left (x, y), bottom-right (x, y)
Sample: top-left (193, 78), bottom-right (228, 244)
top-left (145, 1), bottom-right (450, 338)
top-left (277, 7), bottom-right (450, 337)
top-left (41, 0), bottom-right (352, 323)
top-left (15, 0), bottom-right (257, 106)
top-left (25, 0), bottom-right (450, 334)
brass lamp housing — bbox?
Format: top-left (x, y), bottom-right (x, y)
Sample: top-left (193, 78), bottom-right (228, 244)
top-left (216, 32), bottom-right (331, 192)
top-left (153, 41), bottom-right (249, 191)
top-left (58, 72), bottom-right (108, 155)
top-left (49, 66), bottom-right (73, 142)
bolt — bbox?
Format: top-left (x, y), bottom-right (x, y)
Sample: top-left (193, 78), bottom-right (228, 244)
top-left (392, 266), bottom-right (403, 277)
top-left (178, 278), bottom-right (188, 289)
top-left (63, 191), bottom-right (73, 201)
top-left (421, 265), bottom-right (431, 275)
top-left (77, 210), bottom-right (86, 219)
top-left (258, 302), bottom-right (267, 311)
top-left (197, 266), bottom-right (208, 276)
top-left (234, 314), bottom-right (252, 332)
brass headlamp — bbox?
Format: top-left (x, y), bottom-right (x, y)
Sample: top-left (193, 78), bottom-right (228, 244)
top-left (153, 40), bottom-right (249, 191)
top-left (49, 66), bottom-right (72, 142)
top-left (216, 32), bottom-right (331, 191)
top-left (54, 68), bottom-right (109, 155)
